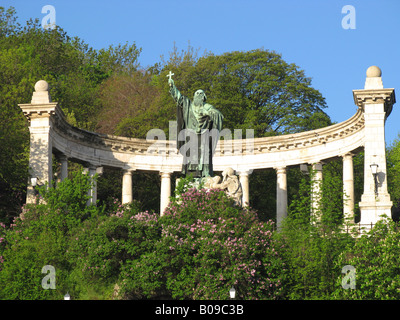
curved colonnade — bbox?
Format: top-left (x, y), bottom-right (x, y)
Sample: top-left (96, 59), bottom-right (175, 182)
top-left (19, 66), bottom-right (395, 230)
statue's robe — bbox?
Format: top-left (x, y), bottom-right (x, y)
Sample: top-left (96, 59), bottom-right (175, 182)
top-left (170, 83), bottom-right (223, 177)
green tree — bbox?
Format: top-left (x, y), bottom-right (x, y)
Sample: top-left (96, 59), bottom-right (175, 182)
top-left (387, 136), bottom-right (400, 220)
top-left (95, 71), bottom-right (162, 138)
top-left (153, 47), bottom-right (331, 138)
top-left (0, 7), bottom-right (141, 222)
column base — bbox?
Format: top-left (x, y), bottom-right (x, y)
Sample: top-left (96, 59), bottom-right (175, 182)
top-left (359, 194), bottom-right (392, 232)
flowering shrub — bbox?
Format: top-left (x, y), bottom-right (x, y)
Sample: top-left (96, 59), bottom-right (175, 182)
top-left (120, 187), bottom-right (285, 300)
top-left (66, 199), bottom-right (159, 299)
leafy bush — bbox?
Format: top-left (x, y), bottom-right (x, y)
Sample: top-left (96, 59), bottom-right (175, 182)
top-left (0, 171), bottom-right (95, 299)
top-left (3, 168), bottom-right (400, 301)
top-left (275, 169), bottom-right (354, 299)
top-left (120, 187), bottom-right (285, 300)
top-left (333, 217), bottom-right (400, 300)
top-left (67, 203), bottom-right (159, 299)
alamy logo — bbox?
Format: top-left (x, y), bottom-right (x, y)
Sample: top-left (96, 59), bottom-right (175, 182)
top-left (341, 265), bottom-right (356, 289)
top-left (146, 121), bottom-right (255, 173)
top-left (41, 5), bottom-right (56, 30)
top-left (41, 265), bottom-right (56, 289)
top-left (341, 5), bottom-right (356, 30)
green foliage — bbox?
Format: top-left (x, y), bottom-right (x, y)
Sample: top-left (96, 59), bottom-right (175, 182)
top-left (1, 6), bottom-right (400, 301)
top-left (387, 136), bottom-right (400, 214)
top-left (0, 172), bottom-right (97, 299)
top-left (95, 71), bottom-right (161, 138)
top-left (67, 203), bottom-right (158, 299)
top-left (173, 174), bottom-right (196, 198)
top-left (38, 172), bottom-right (98, 222)
top-left (1, 166), bottom-right (400, 300)
top-left (276, 164), bottom-right (355, 299)
top-left (333, 217), bottom-right (400, 299)
top-left (0, 7), bottom-right (141, 222)
top-left (120, 187), bottom-right (285, 300)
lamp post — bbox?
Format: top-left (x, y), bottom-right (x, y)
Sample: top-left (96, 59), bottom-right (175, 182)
top-left (229, 287), bottom-right (236, 300)
top-left (64, 293), bottom-right (70, 300)
top-left (31, 177), bottom-right (39, 197)
top-left (300, 164), bottom-right (309, 175)
top-left (31, 177), bottom-right (37, 187)
top-left (370, 163), bottom-right (379, 195)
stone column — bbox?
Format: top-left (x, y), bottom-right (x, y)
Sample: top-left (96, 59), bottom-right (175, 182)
top-left (311, 162), bottom-right (323, 219)
top-left (238, 170), bottom-right (250, 207)
top-left (160, 171), bottom-right (172, 216)
top-left (122, 170), bottom-right (133, 204)
top-left (353, 66), bottom-right (395, 230)
top-left (84, 164), bottom-right (98, 206)
top-left (19, 80), bottom-right (56, 204)
top-left (59, 154), bottom-right (68, 182)
top-left (342, 153), bottom-right (354, 223)
top-left (275, 167), bottom-right (288, 230)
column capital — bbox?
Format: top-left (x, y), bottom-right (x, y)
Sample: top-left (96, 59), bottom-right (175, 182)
top-left (123, 168), bottom-right (135, 175)
top-left (19, 102), bottom-right (59, 121)
top-left (353, 88), bottom-right (395, 106)
top-left (237, 169), bottom-right (252, 176)
top-left (274, 166), bottom-right (287, 174)
top-left (311, 162), bottom-right (323, 171)
top-left (58, 153), bottom-right (68, 161)
top-left (84, 162), bottom-right (100, 170)
top-left (340, 152), bottom-right (354, 159)
top-left (160, 171), bottom-right (173, 178)
top-left (83, 163), bottom-right (99, 175)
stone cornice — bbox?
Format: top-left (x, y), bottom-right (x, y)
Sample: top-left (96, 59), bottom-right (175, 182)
top-left (352, 88), bottom-right (395, 116)
top-left (18, 103), bottom-right (59, 120)
top-left (48, 104), bottom-right (365, 158)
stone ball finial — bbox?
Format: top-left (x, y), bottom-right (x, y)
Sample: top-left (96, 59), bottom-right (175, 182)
top-left (34, 80), bottom-right (49, 92)
top-left (366, 66), bottom-right (382, 78)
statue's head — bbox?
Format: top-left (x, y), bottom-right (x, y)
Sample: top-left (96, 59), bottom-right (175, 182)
top-left (222, 167), bottom-right (235, 178)
top-left (193, 89), bottom-right (207, 106)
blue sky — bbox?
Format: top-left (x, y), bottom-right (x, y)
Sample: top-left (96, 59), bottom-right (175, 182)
top-left (4, 0), bottom-right (400, 145)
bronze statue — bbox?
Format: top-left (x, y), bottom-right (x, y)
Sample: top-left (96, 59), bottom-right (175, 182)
top-left (168, 72), bottom-right (223, 178)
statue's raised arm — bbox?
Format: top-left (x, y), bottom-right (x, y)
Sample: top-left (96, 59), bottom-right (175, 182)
top-left (167, 71), bottom-right (188, 108)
